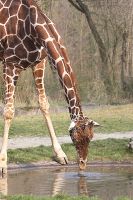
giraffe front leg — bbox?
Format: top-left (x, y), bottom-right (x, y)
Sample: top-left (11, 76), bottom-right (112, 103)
top-left (33, 61), bottom-right (68, 165)
top-left (0, 176), bottom-right (7, 196)
top-left (0, 64), bottom-right (21, 176)
top-left (0, 108), bottom-right (15, 176)
top-left (44, 105), bottom-right (68, 165)
top-left (0, 119), bottom-right (11, 176)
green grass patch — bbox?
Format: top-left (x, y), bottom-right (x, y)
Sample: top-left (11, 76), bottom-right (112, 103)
top-left (0, 113), bottom-right (70, 137)
top-left (1, 195), bottom-right (132, 200)
top-left (88, 104), bottom-right (133, 133)
top-left (0, 104), bottom-right (133, 137)
top-left (89, 139), bottom-right (133, 162)
top-left (8, 145), bottom-right (52, 164)
top-left (8, 139), bottom-right (133, 164)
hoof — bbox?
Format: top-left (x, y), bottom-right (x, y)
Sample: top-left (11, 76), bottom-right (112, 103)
top-left (53, 155), bottom-right (68, 165)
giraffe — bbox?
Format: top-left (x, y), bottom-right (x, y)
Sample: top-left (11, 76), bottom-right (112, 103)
top-left (0, 0), bottom-right (99, 175)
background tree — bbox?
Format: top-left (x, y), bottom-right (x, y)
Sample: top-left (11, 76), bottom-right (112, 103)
top-left (68, 0), bottom-right (113, 97)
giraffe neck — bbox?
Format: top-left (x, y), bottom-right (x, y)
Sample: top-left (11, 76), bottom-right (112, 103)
top-left (65, 76), bottom-right (84, 121)
top-left (33, 3), bottom-right (84, 121)
top-left (40, 14), bottom-right (84, 121)
top-left (69, 97), bottom-right (84, 121)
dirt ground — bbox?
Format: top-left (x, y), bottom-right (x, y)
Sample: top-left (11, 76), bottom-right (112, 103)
top-left (0, 132), bottom-right (132, 150)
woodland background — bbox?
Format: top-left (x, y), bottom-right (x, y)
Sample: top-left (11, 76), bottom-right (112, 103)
top-left (0, 0), bottom-right (133, 107)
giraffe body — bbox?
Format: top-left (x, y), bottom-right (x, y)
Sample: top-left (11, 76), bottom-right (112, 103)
top-left (0, 0), bottom-right (46, 68)
top-left (0, 0), bottom-right (97, 175)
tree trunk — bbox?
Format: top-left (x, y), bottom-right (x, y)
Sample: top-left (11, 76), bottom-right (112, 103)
top-left (68, 0), bottom-right (113, 97)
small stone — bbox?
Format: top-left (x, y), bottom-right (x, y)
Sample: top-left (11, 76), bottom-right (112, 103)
top-left (127, 138), bottom-right (133, 150)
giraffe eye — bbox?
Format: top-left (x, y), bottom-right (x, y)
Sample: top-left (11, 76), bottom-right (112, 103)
top-left (69, 126), bottom-right (76, 137)
top-left (69, 129), bottom-right (73, 137)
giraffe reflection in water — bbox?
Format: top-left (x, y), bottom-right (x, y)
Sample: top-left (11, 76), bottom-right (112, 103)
top-left (52, 168), bottom-right (88, 196)
top-left (0, 168), bottom-right (88, 197)
top-left (0, 177), bottom-right (7, 197)
top-left (78, 174), bottom-right (88, 196)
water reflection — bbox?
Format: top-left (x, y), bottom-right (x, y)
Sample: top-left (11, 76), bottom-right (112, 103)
top-left (78, 173), bottom-right (88, 196)
top-left (52, 169), bottom-right (89, 196)
top-left (52, 168), bottom-right (66, 196)
top-left (0, 166), bottom-right (133, 200)
top-left (0, 177), bottom-right (7, 196)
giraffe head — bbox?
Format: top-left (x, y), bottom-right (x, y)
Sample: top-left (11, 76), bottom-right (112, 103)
top-left (69, 117), bottom-right (99, 170)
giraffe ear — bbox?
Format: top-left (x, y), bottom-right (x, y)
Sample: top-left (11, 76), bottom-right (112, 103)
top-left (68, 121), bottom-right (76, 131)
top-left (89, 120), bottom-right (100, 127)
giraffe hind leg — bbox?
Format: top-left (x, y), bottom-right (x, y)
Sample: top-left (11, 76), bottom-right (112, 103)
top-left (32, 60), bottom-right (68, 165)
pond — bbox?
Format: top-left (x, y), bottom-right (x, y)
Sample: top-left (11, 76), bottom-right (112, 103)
top-left (0, 165), bottom-right (133, 200)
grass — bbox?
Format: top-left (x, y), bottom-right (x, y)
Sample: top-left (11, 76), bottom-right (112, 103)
top-left (0, 112), bottom-right (70, 137)
top-left (8, 139), bottom-right (133, 164)
top-left (0, 195), bottom-right (132, 200)
top-left (88, 104), bottom-right (133, 133)
top-left (0, 104), bottom-right (133, 137)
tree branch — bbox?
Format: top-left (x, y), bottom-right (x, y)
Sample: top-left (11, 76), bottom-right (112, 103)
top-left (67, 0), bottom-right (83, 13)
top-left (76, 0), bottom-right (107, 63)
top-left (76, 0), bottom-right (87, 11)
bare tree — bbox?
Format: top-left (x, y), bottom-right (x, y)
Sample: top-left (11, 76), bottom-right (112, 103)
top-left (68, 0), bottom-right (113, 98)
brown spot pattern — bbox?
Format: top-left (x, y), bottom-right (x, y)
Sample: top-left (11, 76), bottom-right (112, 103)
top-left (18, 4), bottom-right (29, 20)
top-left (17, 20), bottom-right (25, 39)
top-left (0, 25), bottom-right (6, 39)
top-left (6, 16), bottom-right (17, 34)
top-left (23, 37), bottom-right (36, 51)
top-left (9, 0), bottom-right (21, 16)
top-left (15, 44), bottom-right (27, 58)
top-left (0, 8), bottom-right (9, 24)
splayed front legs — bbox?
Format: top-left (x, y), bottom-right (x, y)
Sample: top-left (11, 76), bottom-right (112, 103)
top-left (33, 60), bottom-right (68, 165)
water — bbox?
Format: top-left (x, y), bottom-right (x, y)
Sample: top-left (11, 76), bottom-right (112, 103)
top-left (0, 165), bottom-right (133, 200)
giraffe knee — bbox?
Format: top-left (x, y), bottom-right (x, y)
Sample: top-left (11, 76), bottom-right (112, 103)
top-left (3, 107), bottom-right (14, 120)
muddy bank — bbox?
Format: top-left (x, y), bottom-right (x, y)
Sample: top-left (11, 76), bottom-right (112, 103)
top-left (8, 161), bottom-right (133, 171)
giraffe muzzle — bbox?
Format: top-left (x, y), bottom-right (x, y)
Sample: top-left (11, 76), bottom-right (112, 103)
top-left (79, 159), bottom-right (87, 170)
